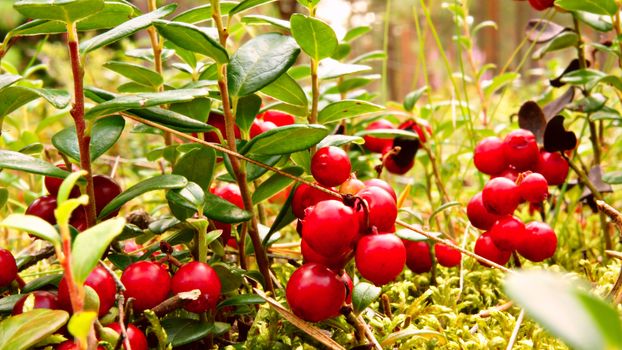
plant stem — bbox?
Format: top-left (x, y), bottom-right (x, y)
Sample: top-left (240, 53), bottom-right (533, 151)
top-left (309, 59), bottom-right (319, 124)
top-left (66, 23), bottom-right (97, 228)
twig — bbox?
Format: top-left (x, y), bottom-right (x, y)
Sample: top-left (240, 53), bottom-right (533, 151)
top-left (479, 301), bottom-right (514, 318)
top-left (505, 309), bottom-right (525, 350)
top-left (597, 200), bottom-right (622, 230)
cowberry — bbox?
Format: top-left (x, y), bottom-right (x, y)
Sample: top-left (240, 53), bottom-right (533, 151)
top-left (286, 263), bottom-right (346, 322)
top-left (482, 177), bottom-right (520, 215)
top-left (45, 163), bottom-right (80, 197)
top-left (212, 184), bottom-right (244, 209)
top-left (301, 238), bottom-right (352, 271)
top-left (519, 172), bottom-right (549, 203)
top-left (12, 291), bottom-right (59, 315)
top-left (357, 186), bottom-right (398, 232)
top-left (311, 146), bottom-right (351, 187)
top-left (528, 0), bottom-right (554, 11)
top-left (466, 192), bottom-right (503, 230)
top-left (93, 175), bottom-right (122, 216)
top-left (355, 233), bottom-right (406, 286)
top-left (260, 110), bottom-right (295, 126)
top-left (302, 200), bottom-right (359, 257)
top-left (121, 261), bottom-right (171, 311)
top-left (489, 216), bottom-right (526, 251)
top-left (107, 323), bottom-right (148, 350)
top-left (250, 119), bottom-right (277, 138)
top-left (56, 341), bottom-right (104, 350)
top-left (536, 151), bottom-right (568, 186)
top-left (474, 137), bottom-right (507, 175)
top-left (383, 153), bottom-right (414, 175)
top-left (363, 119), bottom-right (395, 153)
top-left (203, 112), bottom-right (240, 143)
top-left (474, 232), bottom-right (512, 267)
top-left (171, 261), bottom-right (221, 313)
top-left (291, 183), bottom-right (335, 219)
top-left (363, 179), bottom-right (397, 201)
top-left (517, 221), bottom-right (557, 262)
top-left (339, 176), bottom-right (365, 195)
top-left (0, 248), bottom-right (17, 288)
top-left (503, 129), bottom-right (540, 171)
top-left (58, 266), bottom-right (116, 316)
top-left (403, 240), bottom-right (433, 273)
top-left (434, 243), bottom-right (461, 268)
top-left (493, 166), bottom-right (520, 182)
top-left (25, 195), bottom-right (57, 225)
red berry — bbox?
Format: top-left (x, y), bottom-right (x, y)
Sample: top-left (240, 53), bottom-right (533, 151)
top-left (503, 129), bottom-right (540, 171)
top-left (383, 153), bottom-right (414, 175)
top-left (474, 137), bottom-right (507, 175)
top-left (311, 147), bottom-right (351, 187)
top-left (489, 216), bottom-right (526, 251)
top-left (341, 272), bottom-right (354, 304)
top-left (212, 184), bottom-right (244, 209)
top-left (302, 200), bottom-right (359, 257)
top-left (93, 175), bottom-right (122, 216)
top-left (260, 110), bottom-right (295, 126)
top-left (434, 243), bottom-right (461, 268)
top-left (363, 179), bottom-right (397, 201)
top-left (26, 195), bottom-right (58, 225)
top-left (250, 119), bottom-right (277, 138)
top-left (0, 249), bottom-right (17, 288)
top-left (107, 323), bottom-right (148, 350)
top-left (121, 261), bottom-right (171, 311)
top-left (519, 173), bottom-right (549, 203)
top-left (291, 183), bottom-right (335, 219)
top-left (474, 232), bottom-right (512, 267)
top-left (466, 192), bottom-right (503, 230)
top-left (355, 233), bottom-right (406, 286)
top-left (482, 177), bottom-right (520, 215)
top-left (493, 166), bottom-right (520, 182)
top-left (403, 240), bottom-right (432, 273)
top-left (286, 263), bottom-right (345, 322)
top-left (517, 221), bottom-right (557, 262)
top-left (340, 177), bottom-right (365, 195)
top-left (58, 266), bottom-right (117, 316)
top-left (45, 163), bottom-right (80, 197)
top-left (357, 186), bottom-right (398, 232)
top-left (69, 205), bottom-right (88, 232)
top-left (12, 291), bottom-right (59, 315)
top-left (301, 238), bottom-right (352, 270)
top-left (363, 119), bottom-right (395, 153)
top-left (528, 0), bottom-right (554, 11)
top-left (171, 261), bottom-right (221, 313)
top-left (204, 112), bottom-right (240, 143)
top-left (56, 341), bottom-right (104, 350)
top-left (536, 151), bottom-right (569, 186)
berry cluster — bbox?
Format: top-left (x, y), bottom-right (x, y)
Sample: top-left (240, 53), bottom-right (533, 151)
top-left (203, 110), bottom-right (295, 143)
top-left (468, 129), bottom-right (565, 266)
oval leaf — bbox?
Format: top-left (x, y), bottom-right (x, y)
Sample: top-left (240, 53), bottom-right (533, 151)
top-left (0, 309), bottom-right (69, 350)
top-left (0, 150), bottom-right (71, 178)
top-left (290, 14), bottom-right (338, 60)
top-left (318, 99), bottom-right (384, 124)
top-left (14, 0), bottom-right (104, 23)
top-left (352, 282), bottom-right (382, 314)
top-left (0, 214), bottom-right (60, 246)
top-left (52, 115), bottom-right (125, 161)
top-left (173, 147), bottom-right (216, 193)
top-left (204, 191), bottom-right (252, 224)
top-left (252, 166), bottom-right (302, 204)
top-left (260, 73), bottom-right (308, 108)
top-left (153, 20), bottom-right (228, 64)
top-left (0, 86), bottom-right (70, 117)
top-left (104, 61), bottom-right (163, 87)
top-left (241, 124), bottom-right (329, 156)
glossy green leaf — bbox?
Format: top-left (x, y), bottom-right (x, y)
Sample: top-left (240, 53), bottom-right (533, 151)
top-left (0, 86), bottom-right (70, 117)
top-left (352, 282), bottom-right (382, 314)
top-left (14, 0), bottom-right (104, 23)
top-left (317, 134), bottom-right (364, 148)
top-left (343, 26), bottom-right (371, 42)
top-left (52, 115), bottom-right (125, 161)
top-left (173, 147), bottom-right (216, 193)
top-left (263, 184), bottom-right (297, 245)
top-left (260, 73), bottom-right (308, 108)
top-left (318, 58), bottom-right (371, 80)
top-left (532, 31), bottom-right (578, 59)
top-left (104, 61), bottom-right (163, 87)
top-left (0, 74), bottom-right (22, 92)
top-left (0, 150), bottom-right (71, 178)
top-left (576, 11), bottom-right (613, 32)
top-left (153, 20), bottom-right (228, 64)
top-left (318, 100), bottom-right (383, 124)
top-left (350, 50), bottom-right (386, 64)
top-left (242, 124), bottom-right (328, 156)
top-left (0, 309), bottom-right (69, 350)
top-left (403, 86), bottom-right (428, 111)
top-left (161, 318), bottom-right (229, 347)
top-left (67, 311), bottom-right (97, 345)
top-left (241, 14), bottom-right (291, 30)
top-left (167, 182), bottom-right (205, 221)
top-left (22, 274), bottom-right (63, 294)
top-left (252, 166), bottom-right (302, 204)
top-left (170, 98), bottom-right (211, 122)
top-left (217, 294), bottom-right (265, 309)
top-left (203, 191), bottom-right (252, 224)
top-left (324, 75), bottom-right (379, 95)
top-left (483, 72), bottom-right (519, 97)
top-left (229, 0), bottom-right (276, 16)
top-left (554, 0), bottom-right (617, 16)
top-left (0, 214), bottom-right (60, 245)
top-left (355, 128), bottom-right (419, 139)
top-left (98, 175), bottom-right (188, 219)
top-left (57, 171), bottom-right (86, 204)
top-left (172, 2), bottom-right (238, 23)
top-left (290, 14), bottom-right (337, 60)
top-left (236, 94), bottom-right (262, 133)
top-left (80, 4), bottom-right (177, 53)
top-left (0, 295), bottom-right (23, 314)
top-left (228, 33), bottom-right (301, 97)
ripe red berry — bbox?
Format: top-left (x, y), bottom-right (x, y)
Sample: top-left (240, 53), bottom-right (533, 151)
top-left (503, 129), bottom-right (540, 171)
top-left (286, 263), bottom-right (346, 322)
top-left (301, 238), bottom-right (352, 271)
top-left (489, 216), bottom-right (526, 251)
top-left (171, 261), bottom-right (221, 313)
top-left (58, 266), bottom-right (117, 316)
top-left (403, 240), bottom-right (432, 273)
top-left (93, 175), bottom-right (122, 216)
top-left (474, 232), bottom-right (512, 267)
top-left (363, 179), bottom-right (397, 201)
top-left (291, 183), bottom-right (335, 219)
top-left (466, 192), bottom-right (503, 230)
top-left (212, 184), bottom-right (244, 209)
top-left (12, 291), bottom-right (59, 315)
top-left (519, 173), bottom-right (549, 203)
top-left (341, 272), bottom-right (354, 304)
top-left (383, 153), bottom-right (414, 175)
top-left (363, 119), bottom-right (395, 153)
top-left (493, 166), bottom-right (520, 182)
top-left (69, 205), bottom-right (88, 232)
top-left (25, 195), bottom-right (58, 225)
top-left (250, 119), bottom-right (277, 138)
top-left (0, 249), bottom-right (17, 288)
top-left (355, 233), bottom-right (406, 286)
top-left (357, 187), bottom-right (398, 232)
top-left (311, 147), bottom-right (351, 187)
top-left (474, 137), bottom-right (507, 175)
top-left (482, 177), bottom-right (520, 215)
top-left (260, 110), bottom-right (295, 126)
top-left (56, 341), bottom-right (104, 350)
top-left (302, 200), bottom-right (359, 257)
top-left (517, 221), bottom-right (557, 262)
top-left (204, 112), bottom-right (241, 143)
top-left (340, 177), bottom-right (365, 195)
top-left (107, 323), bottom-right (148, 350)
top-left (121, 261), bottom-right (171, 311)
top-left (528, 0), bottom-right (554, 11)
top-left (45, 163), bottom-right (80, 197)
top-left (536, 151), bottom-right (569, 186)
top-left (434, 243), bottom-right (461, 267)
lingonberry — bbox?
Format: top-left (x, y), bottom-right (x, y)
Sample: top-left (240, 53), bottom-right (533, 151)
top-left (56, 341), bottom-right (104, 350)
top-left (474, 137), bottom-right (507, 175)
top-left (473, 232), bottom-right (512, 267)
top-left (536, 151), bottom-right (569, 186)
top-left (107, 323), bottom-right (148, 350)
top-left (493, 166), bottom-right (520, 182)
top-left (340, 176), bottom-right (365, 195)
top-left (171, 261), bottom-right (222, 313)
top-left (403, 240), bottom-right (433, 273)
top-left (466, 192), bottom-right (503, 230)
top-left (434, 243), bottom-right (461, 268)
top-left (212, 184), bottom-right (244, 209)
top-left (528, 0), bottom-right (554, 11)
top-left (203, 112), bottom-right (240, 143)
top-left (260, 110), bottom-right (295, 126)
top-left (482, 177), bottom-right (520, 215)
top-left (121, 261), bottom-right (171, 311)
top-left (250, 119), bottom-right (277, 138)
top-left (489, 216), bottom-right (526, 251)
top-left (519, 172), bottom-right (549, 203)
top-left (45, 163), bottom-right (80, 197)
top-left (383, 153), bottom-right (414, 175)
top-left (291, 183), bottom-right (335, 219)
top-left (58, 266), bottom-right (116, 316)
top-left (503, 129), bottom-right (540, 171)
top-left (357, 186), bottom-right (398, 232)
top-left (341, 272), bottom-right (354, 304)
top-left (355, 233), bottom-right (406, 286)
top-left (69, 205), bottom-right (88, 232)
top-left (517, 221), bottom-right (557, 262)
top-left (25, 195), bottom-right (58, 225)
top-left (311, 146), bottom-right (351, 187)
top-left (286, 263), bottom-right (346, 322)
top-left (363, 119), bottom-right (395, 153)
top-left (301, 238), bottom-right (352, 271)
top-left (0, 248), bottom-right (17, 288)
top-left (363, 179), bottom-right (397, 201)
top-left (302, 200), bottom-right (359, 257)
top-left (93, 175), bottom-right (122, 216)
top-left (12, 291), bottom-right (59, 315)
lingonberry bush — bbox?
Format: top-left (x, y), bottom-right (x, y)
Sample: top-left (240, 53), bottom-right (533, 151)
top-left (2, 0), bottom-right (622, 349)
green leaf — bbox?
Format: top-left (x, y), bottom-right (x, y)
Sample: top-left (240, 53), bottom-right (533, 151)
top-left (355, 128), bottom-right (419, 139)
top-left (212, 263), bottom-right (244, 293)
top-left (22, 274), bottom-right (63, 293)
top-left (52, 115), bottom-right (125, 162)
top-left (104, 61), bottom-right (163, 87)
top-left (170, 98), bottom-right (211, 123)
top-left (0, 188), bottom-right (8, 210)
top-left (318, 58), bottom-right (371, 80)
top-left (229, 0), bottom-right (276, 16)
top-left (0, 214), bottom-right (60, 246)
top-left (228, 33), bottom-right (301, 97)
top-left (0, 74), bottom-right (22, 92)
top-left (576, 11), bottom-right (613, 32)
top-left (395, 228), bottom-right (440, 242)
top-left (80, 3), bottom-right (177, 53)
top-left (173, 147), bottom-right (216, 193)
top-left (0, 150), bottom-right (71, 178)
top-left (554, 0), bottom-right (617, 16)
top-left (153, 20), bottom-right (229, 64)
top-left (0, 309), bottom-right (69, 350)
top-left (71, 218), bottom-right (125, 284)
top-left (260, 73), bottom-right (308, 108)
top-left (603, 171), bottom-right (622, 184)
top-left (14, 0), bottom-right (104, 23)
top-left (0, 86), bottom-right (70, 117)
top-left (352, 282), bottom-right (382, 314)
top-left (98, 175), bottom-right (188, 219)
top-left (161, 318), bottom-right (228, 347)
top-left (252, 166), bottom-right (302, 204)
top-left (317, 134), bottom-right (364, 148)
top-left (290, 14), bottom-right (338, 60)
top-left (532, 31), bottom-right (578, 59)
top-left (240, 14), bottom-right (291, 30)
top-left (343, 26), bottom-right (371, 42)
top-left (167, 182), bottom-right (206, 221)
top-left (204, 191), bottom-right (252, 224)
top-left (236, 94), bottom-right (262, 133)
top-left (67, 311), bottom-right (97, 345)
top-left (57, 170), bottom-right (85, 204)
top-left (483, 72), bottom-right (520, 97)
top-left (241, 124), bottom-right (329, 156)
top-left (217, 294), bottom-right (265, 309)
top-left (0, 295), bottom-right (24, 314)
top-left (318, 100), bottom-right (383, 124)
top-left (262, 185), bottom-right (296, 245)
top-left (172, 2), bottom-right (238, 23)
top-left (403, 87), bottom-right (428, 111)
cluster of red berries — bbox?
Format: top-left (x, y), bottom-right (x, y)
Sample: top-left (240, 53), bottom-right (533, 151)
top-left (467, 129), bottom-right (565, 265)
